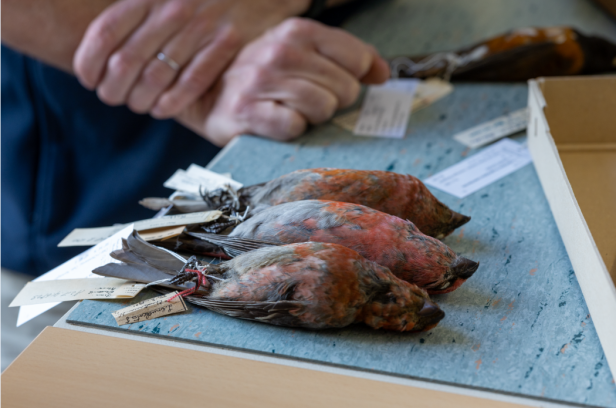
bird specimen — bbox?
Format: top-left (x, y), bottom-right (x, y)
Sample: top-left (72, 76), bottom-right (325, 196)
top-left (181, 200), bottom-right (479, 294)
top-left (95, 231), bottom-right (445, 332)
top-left (141, 168), bottom-right (470, 239)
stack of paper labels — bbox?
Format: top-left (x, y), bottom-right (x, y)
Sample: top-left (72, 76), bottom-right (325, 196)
top-left (13, 165), bottom-right (241, 327)
top-left (333, 78), bottom-right (454, 133)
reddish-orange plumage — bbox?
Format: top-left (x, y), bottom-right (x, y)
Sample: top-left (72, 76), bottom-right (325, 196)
top-left (241, 168), bottom-right (470, 238)
top-left (95, 234), bottom-right (445, 331)
top-left (193, 242), bottom-right (445, 331)
top-left (190, 200), bottom-right (479, 294)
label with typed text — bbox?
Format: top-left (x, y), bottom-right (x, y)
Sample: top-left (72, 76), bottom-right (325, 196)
top-left (112, 292), bottom-right (188, 326)
top-left (424, 138), bottom-right (532, 198)
top-left (354, 79), bottom-right (419, 138)
top-left (453, 108), bottom-right (529, 149)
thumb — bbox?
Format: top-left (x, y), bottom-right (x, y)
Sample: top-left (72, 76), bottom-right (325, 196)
top-left (360, 47), bottom-right (390, 84)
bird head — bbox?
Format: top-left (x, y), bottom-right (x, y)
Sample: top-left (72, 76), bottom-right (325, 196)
top-left (425, 256), bottom-right (479, 295)
top-left (398, 224), bottom-right (479, 294)
top-left (362, 282), bottom-right (445, 332)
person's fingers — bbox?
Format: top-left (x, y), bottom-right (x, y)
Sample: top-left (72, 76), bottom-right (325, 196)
top-left (151, 26), bottom-right (241, 118)
top-left (125, 53), bottom-right (182, 113)
top-left (96, 1), bottom-right (198, 105)
top-left (258, 78), bottom-right (338, 125)
top-left (242, 41), bottom-right (361, 109)
top-left (126, 15), bottom-right (219, 113)
top-left (242, 100), bottom-right (307, 141)
top-left (74, 0), bottom-right (150, 89)
top-left (271, 18), bottom-right (376, 80)
top-left (361, 48), bottom-right (391, 84)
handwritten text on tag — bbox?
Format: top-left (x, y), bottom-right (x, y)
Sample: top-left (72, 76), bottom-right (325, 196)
top-left (112, 292), bottom-right (188, 326)
top-left (10, 278), bottom-right (145, 307)
top-left (17, 225), bottom-right (134, 326)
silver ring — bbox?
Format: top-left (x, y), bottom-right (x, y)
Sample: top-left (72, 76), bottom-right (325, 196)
top-left (156, 52), bottom-right (180, 71)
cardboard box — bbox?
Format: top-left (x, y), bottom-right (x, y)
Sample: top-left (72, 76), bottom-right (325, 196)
top-left (528, 76), bottom-right (616, 377)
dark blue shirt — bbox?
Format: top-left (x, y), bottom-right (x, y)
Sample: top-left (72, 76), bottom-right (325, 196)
top-left (1, 45), bottom-right (220, 275)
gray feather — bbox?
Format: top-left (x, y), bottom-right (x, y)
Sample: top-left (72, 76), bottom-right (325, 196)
top-left (185, 231), bottom-right (279, 257)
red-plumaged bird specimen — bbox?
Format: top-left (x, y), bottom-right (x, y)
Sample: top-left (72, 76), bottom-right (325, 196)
top-left (186, 200), bottom-right (479, 295)
top-left (244, 168), bottom-right (469, 239)
top-left (95, 235), bottom-right (445, 332)
top-left (141, 168), bottom-right (469, 239)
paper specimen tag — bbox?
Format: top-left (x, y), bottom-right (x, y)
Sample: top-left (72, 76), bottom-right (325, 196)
top-left (334, 78), bottom-right (453, 132)
top-left (10, 278), bottom-right (145, 307)
top-left (164, 164), bottom-right (243, 194)
top-left (58, 210), bottom-right (222, 247)
top-left (354, 79), bottom-right (420, 138)
top-left (137, 225), bottom-right (186, 242)
top-left (112, 292), bottom-right (188, 326)
top-left (186, 164), bottom-right (243, 190)
top-left (424, 139), bottom-right (532, 198)
top-left (453, 108), bottom-right (529, 149)
top-left (17, 224), bottom-right (134, 326)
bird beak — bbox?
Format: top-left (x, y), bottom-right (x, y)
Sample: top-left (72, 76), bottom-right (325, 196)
top-left (416, 299), bottom-right (445, 330)
top-left (450, 211), bottom-right (471, 231)
top-left (451, 257), bottom-right (479, 279)
top-left (418, 301), bottom-right (440, 316)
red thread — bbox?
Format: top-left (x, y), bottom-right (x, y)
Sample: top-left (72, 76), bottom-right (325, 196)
top-left (167, 268), bottom-right (209, 302)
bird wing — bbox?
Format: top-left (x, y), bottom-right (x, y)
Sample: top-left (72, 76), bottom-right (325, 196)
top-left (93, 262), bottom-right (186, 290)
top-left (184, 296), bottom-right (310, 327)
top-left (185, 231), bottom-right (279, 258)
top-left (125, 230), bottom-right (188, 273)
top-left (94, 258), bottom-right (211, 295)
top-left (94, 230), bottom-right (209, 294)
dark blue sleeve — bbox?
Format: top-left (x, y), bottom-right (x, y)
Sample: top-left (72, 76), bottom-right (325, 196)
top-left (1, 45), bottom-right (221, 275)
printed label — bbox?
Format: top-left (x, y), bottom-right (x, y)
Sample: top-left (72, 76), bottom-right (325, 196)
top-left (424, 139), bottom-right (532, 198)
top-left (354, 79), bottom-right (420, 138)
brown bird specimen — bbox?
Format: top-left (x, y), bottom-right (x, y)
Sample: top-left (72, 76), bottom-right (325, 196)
top-left (390, 26), bottom-right (616, 81)
top-left (95, 232), bottom-right (445, 332)
top-left (141, 168), bottom-right (469, 239)
top-left (182, 200), bottom-right (479, 294)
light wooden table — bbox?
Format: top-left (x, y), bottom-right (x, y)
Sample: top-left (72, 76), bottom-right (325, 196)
top-left (1, 306), bottom-right (567, 408)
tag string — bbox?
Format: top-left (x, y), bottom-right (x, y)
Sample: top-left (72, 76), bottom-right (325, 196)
top-left (167, 268), bottom-right (209, 302)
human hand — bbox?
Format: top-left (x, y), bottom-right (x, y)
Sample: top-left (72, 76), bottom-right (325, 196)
top-left (175, 18), bottom-right (390, 146)
top-left (73, 0), bottom-right (310, 117)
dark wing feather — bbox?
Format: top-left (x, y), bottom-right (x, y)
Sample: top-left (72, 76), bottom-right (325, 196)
top-left (185, 231), bottom-right (279, 258)
top-left (127, 230), bottom-right (187, 273)
top-left (94, 262), bottom-right (209, 294)
top-left (93, 263), bottom-right (177, 287)
top-left (184, 296), bottom-right (310, 328)
top-left (110, 247), bottom-right (152, 268)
